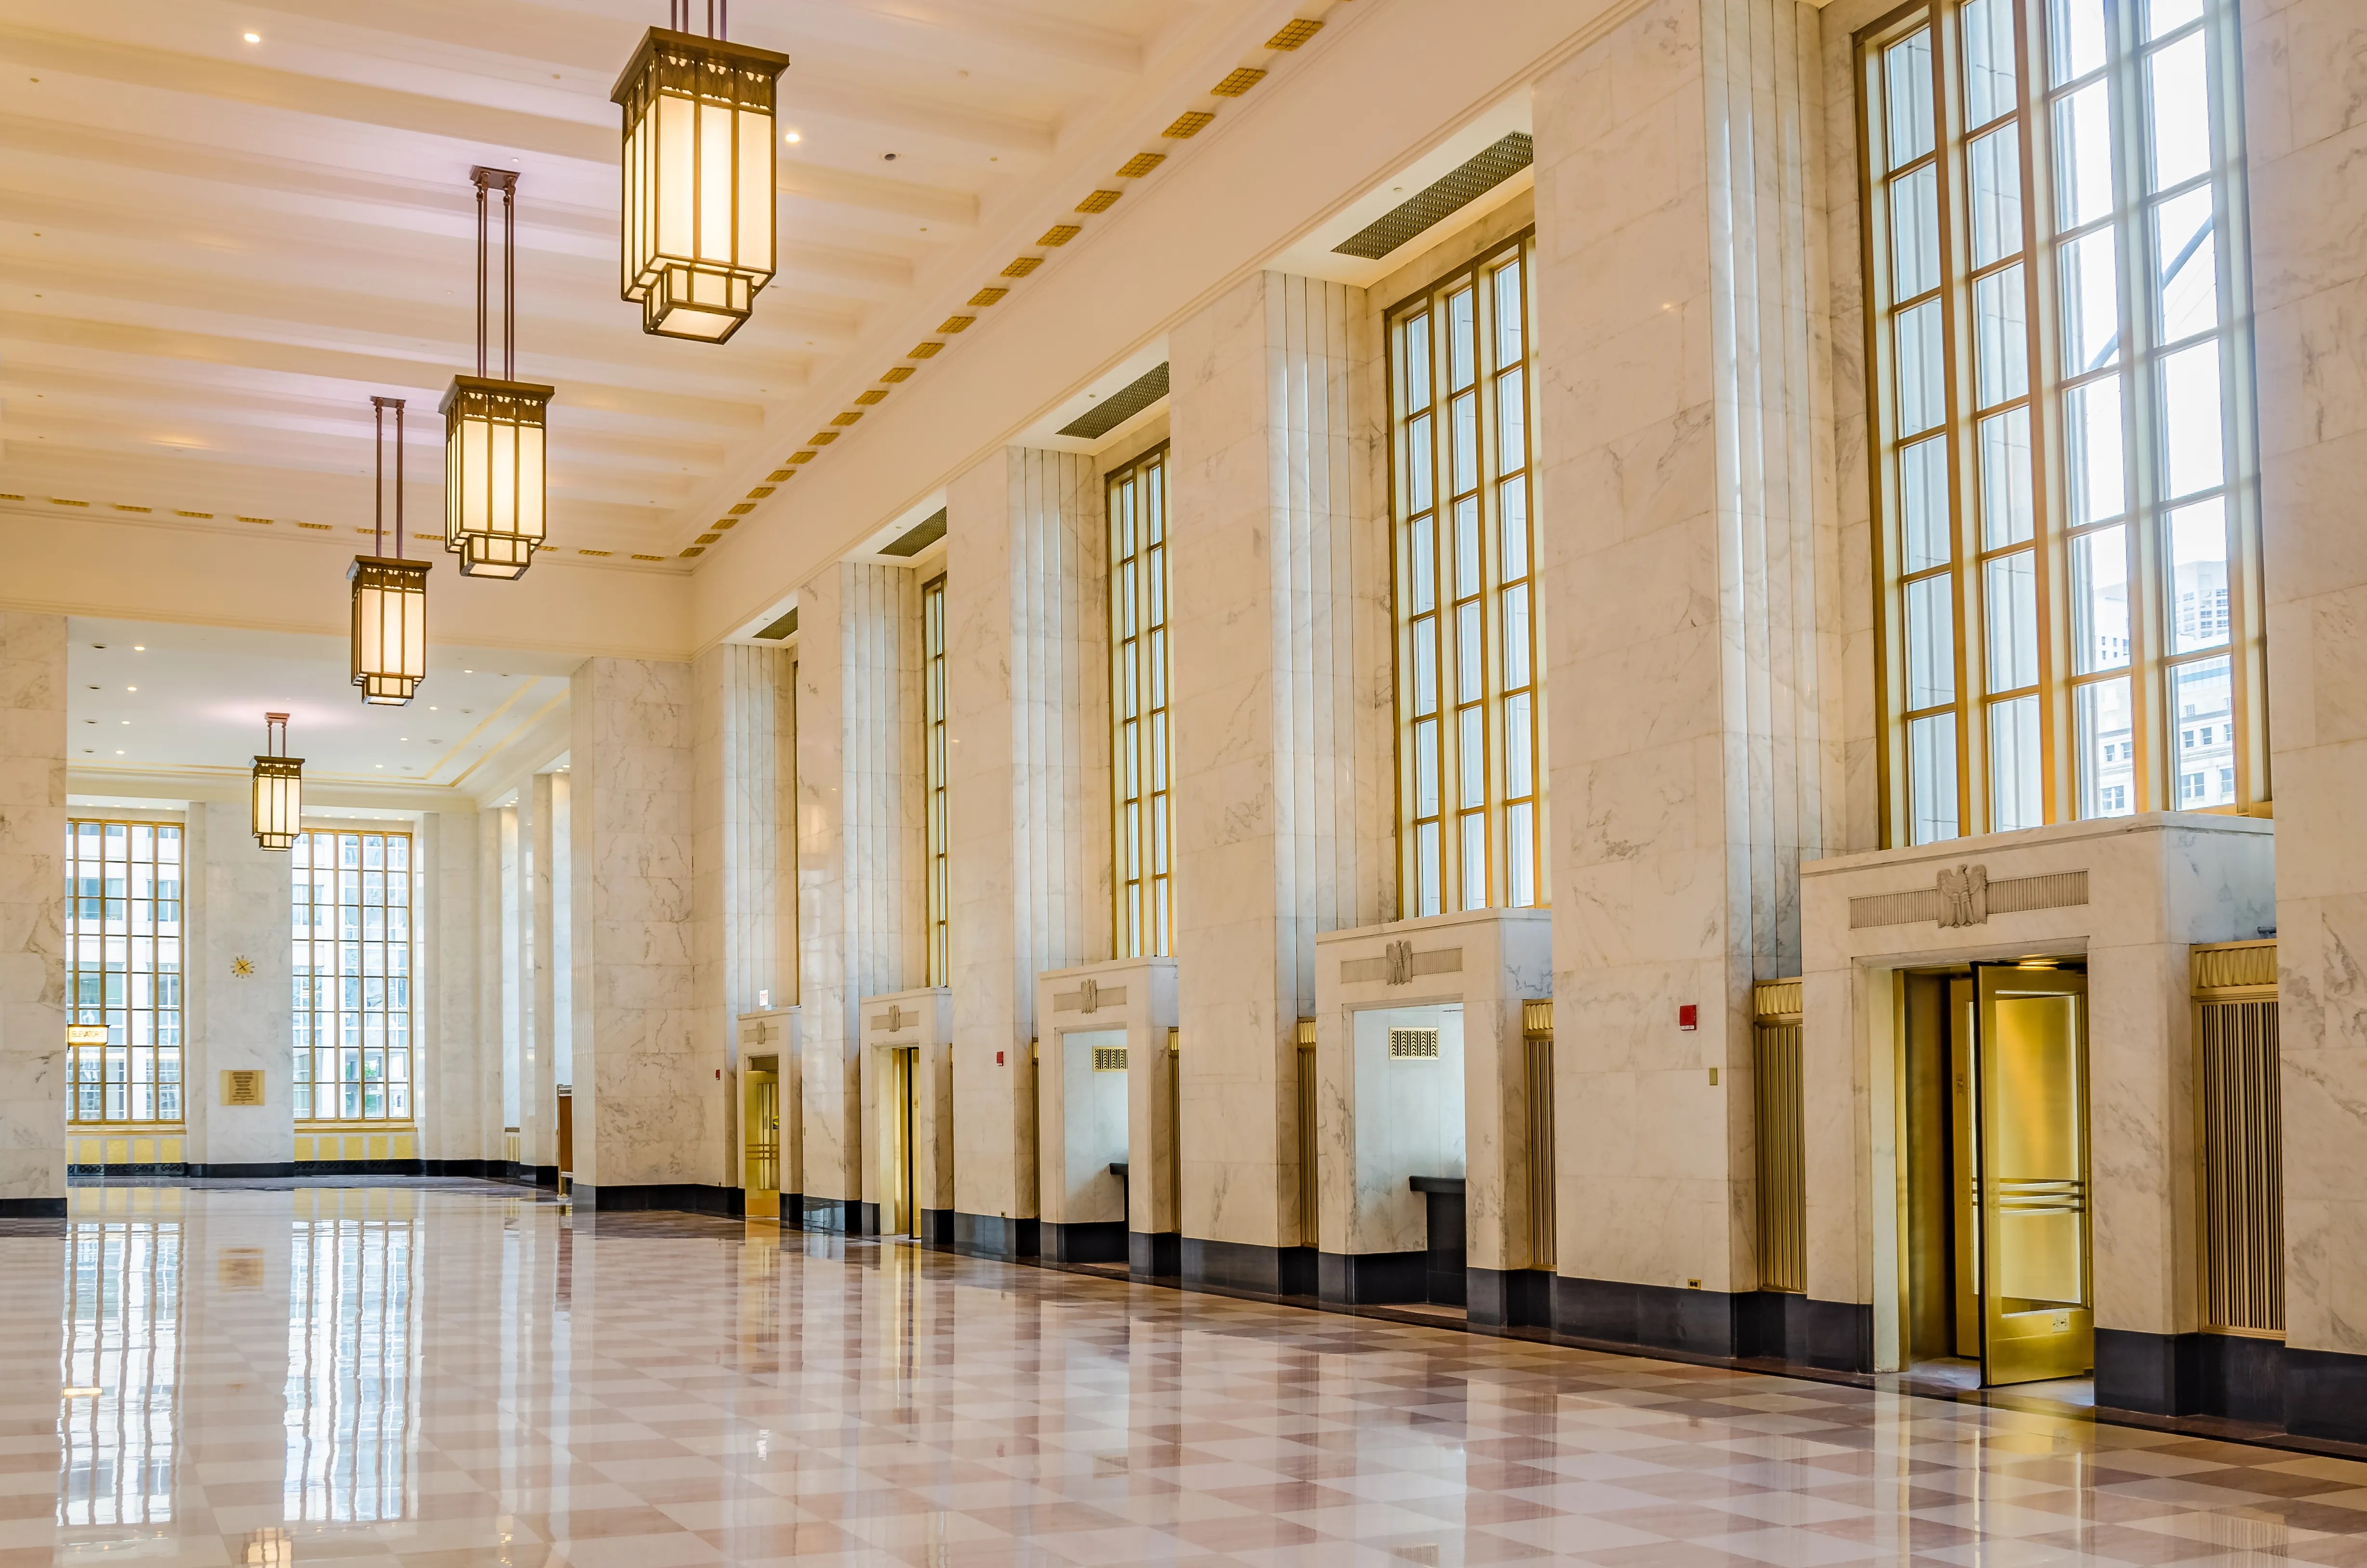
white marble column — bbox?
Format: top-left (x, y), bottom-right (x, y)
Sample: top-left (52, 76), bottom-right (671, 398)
top-left (945, 446), bottom-right (1108, 1253)
top-left (417, 809), bottom-right (488, 1170)
top-left (182, 802), bottom-right (293, 1173)
top-left (693, 642), bottom-right (794, 1199)
top-left (1167, 270), bottom-right (1393, 1291)
top-left (1533, 0), bottom-right (1840, 1349)
top-left (795, 563), bottom-right (923, 1228)
top-left (568, 657), bottom-right (713, 1201)
top-left (510, 791), bottom-right (547, 1173)
top-left (0, 612), bottom-right (66, 1212)
top-left (525, 771), bottom-right (561, 1179)
top-left (2253, 0), bottom-right (2367, 1409)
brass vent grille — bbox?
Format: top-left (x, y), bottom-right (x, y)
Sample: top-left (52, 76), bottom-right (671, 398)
top-left (1092, 1044), bottom-right (1128, 1073)
top-left (1057, 361), bottom-right (1170, 440)
top-left (2195, 937), bottom-right (2278, 995)
top-left (1334, 132), bottom-right (1536, 262)
top-left (1163, 110), bottom-right (1214, 138)
top-left (1752, 978), bottom-right (1803, 1021)
top-left (1115, 153), bottom-right (1166, 179)
top-left (1522, 998), bottom-right (1554, 1037)
top-left (1752, 979), bottom-right (1806, 1292)
top-left (1526, 1030), bottom-right (1555, 1269)
top-left (880, 509), bottom-right (947, 559)
top-left (1295, 1019), bottom-right (1317, 1246)
top-left (753, 606), bottom-right (798, 641)
top-left (1388, 1028), bottom-right (1440, 1060)
top-left (2195, 941), bottom-right (2282, 1334)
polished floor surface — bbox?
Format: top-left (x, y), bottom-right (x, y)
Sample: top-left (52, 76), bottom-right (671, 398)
top-left (3, 1187), bottom-right (2364, 1566)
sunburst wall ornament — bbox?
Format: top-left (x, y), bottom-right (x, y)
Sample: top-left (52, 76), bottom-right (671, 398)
top-left (351, 396), bottom-right (430, 705)
top-left (443, 167), bottom-right (555, 579)
top-left (612, 1), bottom-right (789, 343)
top-left (231, 956), bottom-right (255, 978)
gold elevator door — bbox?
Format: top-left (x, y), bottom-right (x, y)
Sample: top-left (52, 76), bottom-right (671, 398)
top-left (743, 1060), bottom-right (780, 1221)
top-left (1974, 964), bottom-right (2093, 1386)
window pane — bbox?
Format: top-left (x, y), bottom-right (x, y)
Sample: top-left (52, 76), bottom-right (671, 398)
top-left (2050, 0), bottom-right (2109, 83)
top-left (1896, 301), bottom-right (1946, 436)
top-left (1979, 408), bottom-right (2035, 548)
top-left (1455, 499), bottom-right (1481, 598)
top-left (1906, 574), bottom-right (1956, 710)
top-left (1405, 316), bottom-right (1431, 408)
top-left (1892, 165), bottom-right (1942, 297)
top-left (1413, 718), bottom-right (1439, 816)
top-left (1507, 803), bottom-right (1535, 909)
top-left (1493, 262), bottom-right (1523, 365)
top-left (1407, 416), bottom-right (1434, 512)
top-left (2166, 496), bottom-right (2231, 654)
top-left (2060, 229), bottom-right (2121, 374)
top-left (2149, 0), bottom-right (2204, 38)
top-left (1447, 288), bottom-right (1476, 391)
top-left (2161, 341), bottom-right (2226, 497)
top-left (1900, 437), bottom-right (1951, 571)
top-left (2072, 525), bottom-right (2132, 672)
top-left (1499, 477), bottom-right (1528, 579)
top-left (2076, 678), bottom-right (2136, 817)
top-left (1505, 692), bottom-right (1534, 793)
top-left (1985, 550), bottom-right (2040, 692)
top-left (1459, 707), bottom-right (1485, 808)
top-left (1961, 0), bottom-right (2018, 125)
top-left (1990, 695), bottom-right (2044, 831)
top-left (1973, 265), bottom-right (2029, 407)
top-left (2146, 32), bottom-right (2212, 192)
top-left (2053, 82), bottom-right (2116, 228)
top-left (2065, 374), bottom-right (2127, 524)
top-left (1460, 815), bottom-right (1486, 910)
top-left (1416, 822), bottom-right (1441, 918)
top-left (1885, 30), bottom-right (1935, 170)
top-left (1457, 601), bottom-right (1483, 704)
top-left (1412, 618), bottom-right (1438, 716)
top-left (1501, 584), bottom-right (1532, 688)
top-left (1968, 126), bottom-right (2024, 267)
top-left (1909, 714), bottom-right (1960, 844)
top-left (1451, 394), bottom-right (1478, 489)
top-left (1410, 514), bottom-right (1435, 613)
top-left (2154, 186), bottom-right (2221, 341)
top-left (2171, 657), bottom-right (2235, 807)
top-left (1497, 368), bottom-right (1526, 471)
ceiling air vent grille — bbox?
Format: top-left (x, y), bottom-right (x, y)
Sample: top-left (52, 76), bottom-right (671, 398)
top-left (1057, 362), bottom-right (1170, 440)
top-left (880, 508), bottom-right (947, 558)
top-left (1388, 1028), bottom-right (1441, 1060)
top-left (1334, 132), bottom-right (1535, 262)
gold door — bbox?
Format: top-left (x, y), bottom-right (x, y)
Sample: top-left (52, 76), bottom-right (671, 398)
top-left (892, 1046), bottom-right (917, 1237)
top-left (743, 1066), bottom-right (780, 1221)
top-left (1975, 965), bottom-right (2092, 1385)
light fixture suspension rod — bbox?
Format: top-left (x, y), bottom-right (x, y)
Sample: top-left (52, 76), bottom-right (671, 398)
top-left (471, 166), bottom-right (522, 381)
top-left (371, 395), bottom-right (408, 558)
top-left (266, 712), bottom-right (288, 757)
top-left (373, 397), bottom-right (385, 557)
top-left (665, 0), bottom-right (724, 37)
top-left (475, 174), bottom-right (489, 379)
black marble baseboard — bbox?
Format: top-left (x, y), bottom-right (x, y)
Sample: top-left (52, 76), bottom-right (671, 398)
top-left (1554, 1276), bottom-right (1741, 1357)
top-left (951, 1212), bottom-right (1039, 1259)
top-left (1130, 1230), bottom-right (1181, 1279)
top-left (69, 1163), bottom-right (186, 1179)
top-left (1181, 1238), bottom-right (1316, 1298)
top-left (0, 1197), bottom-right (67, 1217)
top-left (1043, 1220), bottom-right (1127, 1264)
top-left (798, 1198), bottom-right (881, 1235)
top-left (1468, 1267), bottom-right (1554, 1328)
top-left (184, 1161), bottom-right (298, 1179)
top-left (579, 1182), bottom-right (742, 1217)
top-left (1318, 1250), bottom-right (1428, 1306)
top-left (915, 1207), bottom-right (955, 1245)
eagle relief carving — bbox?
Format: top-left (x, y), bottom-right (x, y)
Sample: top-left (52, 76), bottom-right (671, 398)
top-left (1936, 864), bottom-right (1990, 929)
top-left (1383, 939), bottom-right (1415, 987)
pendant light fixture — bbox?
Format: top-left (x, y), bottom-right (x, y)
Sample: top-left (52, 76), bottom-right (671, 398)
top-left (351, 396), bottom-right (430, 706)
top-left (251, 712), bottom-right (302, 851)
top-left (443, 167), bottom-right (555, 579)
top-left (612, 1), bottom-right (789, 343)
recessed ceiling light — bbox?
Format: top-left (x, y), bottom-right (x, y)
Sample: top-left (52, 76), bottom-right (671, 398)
top-left (132, 645), bottom-right (145, 651)
top-left (125, 686), bottom-right (135, 692)
top-left (784, 130), bottom-right (802, 144)
top-left (120, 720), bottom-right (130, 725)
top-left (243, 31), bottom-right (260, 43)
top-left (115, 750), bottom-right (123, 755)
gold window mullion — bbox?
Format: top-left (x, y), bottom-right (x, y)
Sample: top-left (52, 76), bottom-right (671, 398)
top-left (1928, 12), bottom-right (1984, 840)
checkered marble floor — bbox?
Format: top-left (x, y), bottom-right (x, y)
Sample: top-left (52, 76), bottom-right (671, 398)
top-left (1, 1186), bottom-right (2361, 1567)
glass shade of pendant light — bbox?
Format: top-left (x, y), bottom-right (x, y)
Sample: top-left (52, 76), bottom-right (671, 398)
top-left (352, 396), bottom-right (431, 706)
top-left (251, 712), bottom-right (302, 851)
top-left (444, 167), bottom-right (555, 579)
top-left (612, 1), bottom-right (789, 343)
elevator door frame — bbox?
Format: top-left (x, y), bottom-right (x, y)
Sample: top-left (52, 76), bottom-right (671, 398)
top-left (889, 1045), bottom-right (918, 1238)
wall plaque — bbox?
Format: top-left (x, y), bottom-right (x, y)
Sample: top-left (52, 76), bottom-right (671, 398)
top-left (221, 1069), bottom-right (266, 1107)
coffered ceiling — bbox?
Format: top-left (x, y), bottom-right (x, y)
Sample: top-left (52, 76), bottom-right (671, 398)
top-left (0, 0), bottom-right (1262, 569)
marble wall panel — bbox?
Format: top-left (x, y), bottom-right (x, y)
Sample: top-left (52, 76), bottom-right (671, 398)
top-left (184, 802), bottom-right (292, 1168)
top-left (946, 447), bottom-right (1105, 1228)
top-left (1534, 0), bottom-right (1839, 1296)
top-left (419, 810), bottom-right (487, 1165)
top-left (0, 612), bottom-right (65, 1207)
top-left (569, 657), bottom-right (711, 1191)
top-left (2250, 0), bottom-right (2367, 1359)
top-left (1168, 270), bottom-right (1391, 1255)
top-left (796, 564), bottom-right (922, 1206)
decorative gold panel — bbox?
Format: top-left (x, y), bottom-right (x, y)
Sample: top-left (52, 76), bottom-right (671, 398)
top-left (1522, 998), bottom-right (1554, 1037)
top-left (2195, 940), bottom-right (2281, 1334)
top-left (1526, 1031), bottom-right (1556, 1270)
top-left (1387, 1028), bottom-right (1440, 1060)
top-left (1752, 1000), bottom-right (1805, 1294)
top-left (1295, 1021), bottom-right (1317, 1247)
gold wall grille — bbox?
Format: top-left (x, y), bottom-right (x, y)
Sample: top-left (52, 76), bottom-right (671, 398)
top-left (1752, 979), bottom-right (1803, 1020)
top-left (1522, 997), bottom-right (1554, 1036)
top-left (1388, 1027), bottom-right (1441, 1060)
top-left (1295, 1020), bottom-right (1317, 1247)
top-left (2196, 944), bottom-right (2282, 1334)
top-left (1091, 1044), bottom-right (1128, 1073)
top-left (1526, 1029), bottom-right (1555, 1269)
top-left (1753, 991), bottom-right (1806, 1293)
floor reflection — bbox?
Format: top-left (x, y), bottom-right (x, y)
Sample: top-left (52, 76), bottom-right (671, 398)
top-left (283, 1196), bottom-right (418, 1525)
top-left (59, 1202), bottom-right (180, 1531)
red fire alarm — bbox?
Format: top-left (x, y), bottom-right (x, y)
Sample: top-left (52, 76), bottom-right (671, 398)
top-left (996, 1050), bottom-right (1006, 1066)
top-left (1678, 1004), bottom-right (1699, 1031)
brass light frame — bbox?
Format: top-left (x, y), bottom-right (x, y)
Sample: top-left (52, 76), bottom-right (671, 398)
top-left (444, 167), bottom-right (555, 579)
top-left (251, 712), bottom-right (302, 850)
top-left (612, 5), bottom-right (790, 343)
top-left (352, 397), bottom-right (430, 706)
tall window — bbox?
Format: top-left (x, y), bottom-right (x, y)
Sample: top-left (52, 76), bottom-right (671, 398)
top-left (291, 830), bottom-right (413, 1122)
top-left (1108, 447), bottom-right (1173, 957)
top-left (1391, 236), bottom-right (1545, 916)
top-left (65, 820), bottom-right (184, 1125)
top-left (1864, 0), bottom-right (2261, 843)
top-left (922, 574), bottom-right (949, 986)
